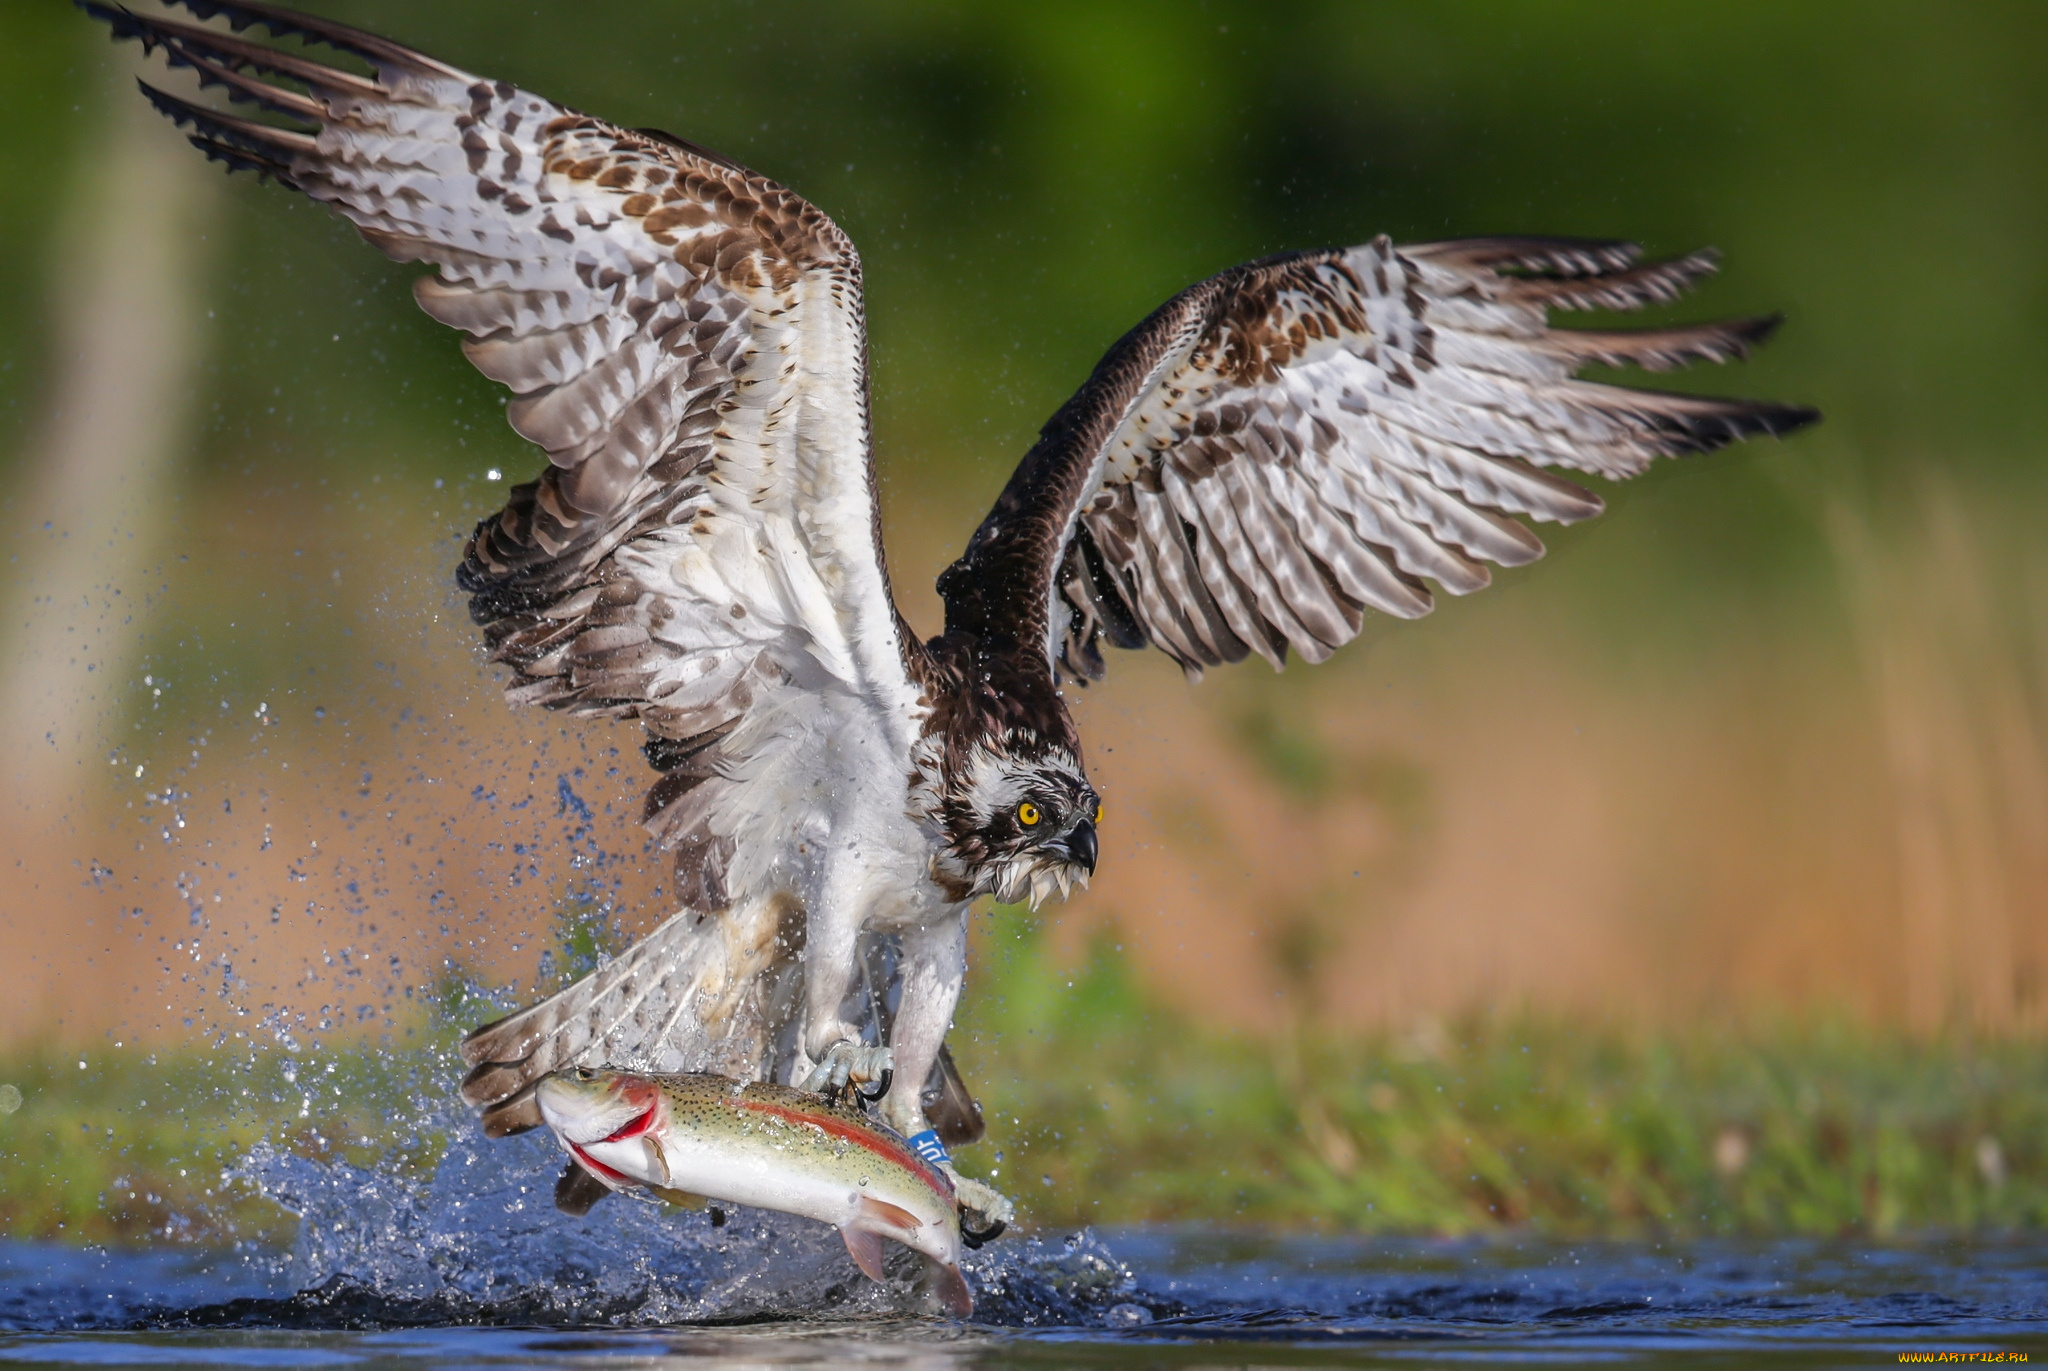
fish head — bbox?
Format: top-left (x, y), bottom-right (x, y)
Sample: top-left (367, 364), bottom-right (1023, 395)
top-left (535, 1067), bottom-right (669, 1190)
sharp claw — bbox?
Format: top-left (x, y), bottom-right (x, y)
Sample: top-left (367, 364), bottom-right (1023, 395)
top-left (947, 1171), bottom-right (1014, 1246)
top-left (960, 1214), bottom-right (1006, 1249)
top-left (804, 1039), bottom-right (892, 1105)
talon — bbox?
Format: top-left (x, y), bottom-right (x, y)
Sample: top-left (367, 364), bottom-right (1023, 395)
top-left (960, 1214), bottom-right (1006, 1249)
top-left (801, 1040), bottom-right (894, 1104)
top-left (946, 1170), bottom-right (1014, 1247)
top-left (857, 1068), bottom-right (893, 1103)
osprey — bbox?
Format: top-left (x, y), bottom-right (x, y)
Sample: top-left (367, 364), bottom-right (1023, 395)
top-left (96, 1), bottom-right (1816, 1225)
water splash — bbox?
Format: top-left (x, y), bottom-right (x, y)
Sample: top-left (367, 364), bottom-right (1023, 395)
top-left (187, 1096), bottom-right (1144, 1329)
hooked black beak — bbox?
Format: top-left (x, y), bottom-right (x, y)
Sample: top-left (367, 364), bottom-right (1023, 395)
top-left (1057, 816), bottom-right (1098, 874)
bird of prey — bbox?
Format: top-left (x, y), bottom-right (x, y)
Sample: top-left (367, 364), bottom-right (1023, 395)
top-left (94, 0), bottom-right (1816, 1225)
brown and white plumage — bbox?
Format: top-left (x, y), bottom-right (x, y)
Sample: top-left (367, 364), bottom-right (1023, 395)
top-left (88, 0), bottom-right (935, 1135)
top-left (939, 238), bottom-right (1814, 688)
top-left (96, 1), bottom-right (913, 724)
top-left (92, 2), bottom-right (1817, 1202)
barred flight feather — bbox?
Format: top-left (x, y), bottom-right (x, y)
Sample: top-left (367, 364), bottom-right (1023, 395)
top-left (940, 236), bottom-right (1817, 683)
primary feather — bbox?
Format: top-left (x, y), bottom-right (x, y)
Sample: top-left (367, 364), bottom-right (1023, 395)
top-left (939, 237), bottom-right (1816, 685)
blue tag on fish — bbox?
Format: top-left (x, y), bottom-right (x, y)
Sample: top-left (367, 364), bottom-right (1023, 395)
top-left (907, 1128), bottom-right (952, 1169)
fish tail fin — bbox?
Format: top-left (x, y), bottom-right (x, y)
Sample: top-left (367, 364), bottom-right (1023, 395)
top-left (458, 894), bottom-right (793, 1133)
top-left (841, 1225), bottom-right (887, 1281)
top-left (928, 1259), bottom-right (974, 1317)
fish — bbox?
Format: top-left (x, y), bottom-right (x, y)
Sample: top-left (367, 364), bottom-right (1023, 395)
top-left (534, 1066), bottom-right (975, 1316)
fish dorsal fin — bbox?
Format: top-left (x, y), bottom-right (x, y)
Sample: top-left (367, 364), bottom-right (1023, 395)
top-left (841, 1225), bottom-right (887, 1281)
top-left (929, 1260), bottom-right (974, 1318)
top-left (855, 1195), bottom-right (923, 1237)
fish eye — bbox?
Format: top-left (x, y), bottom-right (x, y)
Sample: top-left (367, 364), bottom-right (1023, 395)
top-left (572, 1067), bottom-right (596, 1081)
top-left (1017, 801), bottom-right (1041, 827)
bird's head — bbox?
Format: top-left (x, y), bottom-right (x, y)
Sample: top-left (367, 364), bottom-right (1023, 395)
top-left (927, 733), bottom-right (1100, 908)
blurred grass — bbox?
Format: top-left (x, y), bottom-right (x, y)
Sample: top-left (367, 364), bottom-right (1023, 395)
top-left (0, 1038), bottom-right (442, 1247)
top-left (950, 912), bottom-right (2048, 1236)
top-left (2, 915), bottom-right (2042, 1246)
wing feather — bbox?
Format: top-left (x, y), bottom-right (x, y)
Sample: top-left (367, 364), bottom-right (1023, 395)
top-left (1139, 494), bottom-right (1242, 667)
top-left (98, 0), bottom-right (932, 1119)
top-left (942, 236), bottom-right (1817, 683)
top-left (1170, 470), bottom-right (1291, 669)
top-left (1222, 457), bottom-right (1351, 657)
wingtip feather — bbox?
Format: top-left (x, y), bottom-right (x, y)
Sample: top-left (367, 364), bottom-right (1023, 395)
top-left (1403, 235), bottom-right (1644, 277)
top-left (155, 0), bottom-right (472, 81)
top-left (136, 78), bottom-right (317, 165)
top-left (1593, 387), bottom-right (1823, 455)
top-left (1546, 313), bottom-right (1789, 372)
top-left (1502, 249), bottom-right (1722, 312)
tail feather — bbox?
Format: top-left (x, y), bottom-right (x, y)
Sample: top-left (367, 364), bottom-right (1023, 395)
top-left (458, 894), bottom-right (798, 1123)
top-left (480, 1083), bottom-right (543, 1138)
top-left (459, 940), bottom-right (643, 1073)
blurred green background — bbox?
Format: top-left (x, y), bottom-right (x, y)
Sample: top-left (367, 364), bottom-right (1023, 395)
top-left (1, 0), bottom-right (2046, 1240)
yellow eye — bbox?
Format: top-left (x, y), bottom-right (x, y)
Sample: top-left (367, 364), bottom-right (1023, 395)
top-left (1017, 801), bottom-right (1041, 827)
top-left (1094, 802), bottom-right (1103, 825)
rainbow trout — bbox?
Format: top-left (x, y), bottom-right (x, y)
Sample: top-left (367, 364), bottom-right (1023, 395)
top-left (535, 1067), bottom-right (973, 1315)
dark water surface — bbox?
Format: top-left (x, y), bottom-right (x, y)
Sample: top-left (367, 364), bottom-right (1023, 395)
top-left (2, 1232), bottom-right (2043, 1368)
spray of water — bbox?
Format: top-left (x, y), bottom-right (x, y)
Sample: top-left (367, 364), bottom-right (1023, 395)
top-left (87, 708), bottom-right (1141, 1328)
top-left (221, 1099), bottom-right (1140, 1327)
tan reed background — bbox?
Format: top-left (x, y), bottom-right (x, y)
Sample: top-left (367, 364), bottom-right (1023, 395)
top-left (2, 0), bottom-right (2046, 1047)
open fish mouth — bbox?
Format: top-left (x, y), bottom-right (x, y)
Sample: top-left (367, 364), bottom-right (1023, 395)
top-left (536, 1068), bottom-right (973, 1314)
top-left (568, 1100), bottom-right (662, 1186)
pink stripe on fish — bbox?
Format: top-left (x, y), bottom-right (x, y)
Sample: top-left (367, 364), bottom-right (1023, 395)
top-left (733, 1098), bottom-right (955, 1199)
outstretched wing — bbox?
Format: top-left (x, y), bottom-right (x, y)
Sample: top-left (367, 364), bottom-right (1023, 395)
top-left (92, 0), bottom-right (926, 847)
top-left (95, 1), bottom-right (940, 1130)
top-left (939, 237), bottom-right (1818, 682)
